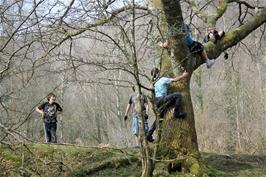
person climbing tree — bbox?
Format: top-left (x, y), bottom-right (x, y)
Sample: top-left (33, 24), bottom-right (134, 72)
top-left (203, 27), bottom-right (229, 59)
top-left (158, 24), bottom-right (215, 68)
top-left (36, 93), bottom-right (63, 144)
top-left (124, 86), bottom-right (149, 147)
top-left (204, 27), bottom-right (225, 43)
top-left (146, 68), bottom-right (188, 142)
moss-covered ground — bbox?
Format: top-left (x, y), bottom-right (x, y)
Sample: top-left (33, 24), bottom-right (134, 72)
top-left (0, 144), bottom-right (266, 177)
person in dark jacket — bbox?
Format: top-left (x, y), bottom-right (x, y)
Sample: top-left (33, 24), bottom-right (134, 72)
top-left (36, 93), bottom-right (62, 143)
top-left (124, 87), bottom-right (149, 147)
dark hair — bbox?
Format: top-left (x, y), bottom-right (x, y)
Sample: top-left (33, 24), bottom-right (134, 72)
top-left (151, 67), bottom-right (159, 79)
top-left (47, 93), bottom-right (56, 101)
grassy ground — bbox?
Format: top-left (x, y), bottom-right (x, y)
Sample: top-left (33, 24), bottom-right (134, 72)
top-left (0, 144), bottom-right (266, 177)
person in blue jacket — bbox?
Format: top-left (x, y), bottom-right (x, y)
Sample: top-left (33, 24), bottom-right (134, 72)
top-left (158, 24), bottom-right (215, 68)
top-left (146, 67), bottom-right (188, 142)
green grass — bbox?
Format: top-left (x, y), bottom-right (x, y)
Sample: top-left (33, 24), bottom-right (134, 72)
top-left (0, 144), bottom-right (266, 177)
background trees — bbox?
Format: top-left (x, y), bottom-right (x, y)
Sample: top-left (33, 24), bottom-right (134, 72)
top-left (0, 0), bottom-right (265, 157)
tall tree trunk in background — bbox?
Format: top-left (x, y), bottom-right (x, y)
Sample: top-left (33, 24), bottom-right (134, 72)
top-left (223, 60), bottom-right (243, 153)
top-left (59, 76), bottom-right (65, 143)
top-left (114, 70), bottom-right (129, 145)
top-left (223, 63), bottom-right (235, 152)
top-left (234, 72), bottom-right (242, 152)
top-left (99, 89), bottom-right (110, 144)
top-left (114, 70), bottom-right (122, 123)
top-left (94, 86), bottom-right (102, 144)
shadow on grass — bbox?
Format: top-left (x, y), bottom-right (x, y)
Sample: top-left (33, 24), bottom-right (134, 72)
top-left (202, 152), bottom-right (266, 172)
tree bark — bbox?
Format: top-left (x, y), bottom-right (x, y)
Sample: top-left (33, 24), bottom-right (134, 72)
top-left (149, 0), bottom-right (202, 176)
top-left (148, 0), bottom-right (266, 176)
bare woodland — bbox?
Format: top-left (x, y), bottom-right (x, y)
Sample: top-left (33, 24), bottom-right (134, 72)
top-left (0, 0), bottom-right (266, 176)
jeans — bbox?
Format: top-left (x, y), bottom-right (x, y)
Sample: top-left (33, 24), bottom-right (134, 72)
top-left (132, 115), bottom-right (149, 135)
top-left (44, 122), bottom-right (57, 143)
top-left (155, 93), bottom-right (182, 118)
top-left (147, 93), bottom-right (182, 139)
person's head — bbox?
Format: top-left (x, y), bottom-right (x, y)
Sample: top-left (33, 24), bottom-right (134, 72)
top-left (151, 67), bottom-right (159, 79)
top-left (47, 93), bottom-right (56, 103)
top-left (207, 27), bottom-right (214, 33)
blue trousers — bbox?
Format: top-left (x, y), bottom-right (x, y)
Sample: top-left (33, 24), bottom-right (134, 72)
top-left (132, 116), bottom-right (149, 135)
top-left (44, 122), bottom-right (57, 143)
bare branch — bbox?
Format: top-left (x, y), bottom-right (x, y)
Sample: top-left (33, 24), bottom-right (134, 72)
top-left (185, 0), bottom-right (229, 26)
top-left (0, 0), bottom-right (45, 52)
top-left (0, 122), bottom-right (34, 142)
top-left (199, 8), bottom-right (266, 68)
top-left (228, 0), bottom-right (265, 9)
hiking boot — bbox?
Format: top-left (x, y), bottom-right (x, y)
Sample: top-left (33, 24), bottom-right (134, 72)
top-left (146, 136), bottom-right (155, 143)
top-left (206, 59), bottom-right (215, 68)
top-left (224, 52), bottom-right (229, 60)
top-left (173, 112), bottom-right (187, 119)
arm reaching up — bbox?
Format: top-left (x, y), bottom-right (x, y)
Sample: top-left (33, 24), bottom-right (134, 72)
top-left (172, 71), bottom-right (189, 82)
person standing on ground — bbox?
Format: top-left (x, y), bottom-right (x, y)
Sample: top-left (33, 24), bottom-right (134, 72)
top-left (124, 86), bottom-right (149, 147)
top-left (36, 93), bottom-right (63, 144)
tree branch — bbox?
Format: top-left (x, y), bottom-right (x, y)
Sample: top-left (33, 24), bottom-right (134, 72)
top-left (207, 0), bottom-right (229, 26)
top-left (0, 0), bottom-right (45, 52)
top-left (228, 0), bottom-right (265, 10)
top-left (185, 0), bottom-right (229, 26)
top-left (185, 0), bottom-right (208, 23)
top-left (195, 8), bottom-right (266, 69)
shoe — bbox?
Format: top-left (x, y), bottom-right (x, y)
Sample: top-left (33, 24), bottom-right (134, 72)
top-left (224, 52), bottom-right (228, 60)
top-left (220, 31), bottom-right (225, 38)
top-left (173, 112), bottom-right (187, 119)
top-left (206, 59), bottom-right (215, 68)
top-left (146, 136), bottom-right (155, 143)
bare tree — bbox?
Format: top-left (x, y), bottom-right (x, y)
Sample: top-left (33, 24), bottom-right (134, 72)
top-left (0, 1), bottom-right (265, 176)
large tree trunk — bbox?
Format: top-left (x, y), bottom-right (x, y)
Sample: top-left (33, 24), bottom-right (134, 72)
top-left (154, 84), bottom-right (202, 176)
top-left (149, 0), bottom-right (202, 176)
top-left (148, 0), bottom-right (266, 175)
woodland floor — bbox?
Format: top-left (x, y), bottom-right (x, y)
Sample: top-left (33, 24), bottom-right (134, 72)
top-left (0, 143), bottom-right (266, 177)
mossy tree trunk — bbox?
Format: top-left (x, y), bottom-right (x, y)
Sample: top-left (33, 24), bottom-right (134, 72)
top-left (148, 1), bottom-right (202, 175)
top-left (148, 0), bottom-right (266, 176)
